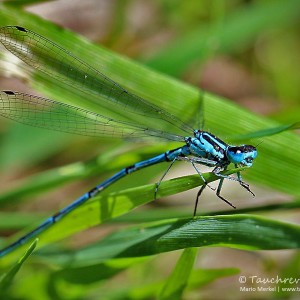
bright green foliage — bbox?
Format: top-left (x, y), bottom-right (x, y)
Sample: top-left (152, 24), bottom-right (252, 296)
top-left (0, 239), bottom-right (37, 293)
top-left (0, 1), bottom-right (299, 299)
top-left (158, 248), bottom-right (198, 299)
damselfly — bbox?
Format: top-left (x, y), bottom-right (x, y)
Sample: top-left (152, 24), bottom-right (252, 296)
top-left (0, 26), bottom-right (257, 257)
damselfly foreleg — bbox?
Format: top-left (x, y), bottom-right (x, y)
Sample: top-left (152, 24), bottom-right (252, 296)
top-left (213, 165), bottom-right (255, 197)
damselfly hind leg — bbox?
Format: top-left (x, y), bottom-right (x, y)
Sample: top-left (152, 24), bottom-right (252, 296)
top-left (154, 158), bottom-right (177, 199)
top-left (216, 178), bottom-right (236, 209)
top-left (193, 177), bottom-right (237, 217)
top-left (194, 183), bottom-right (207, 216)
top-left (155, 156), bottom-right (216, 200)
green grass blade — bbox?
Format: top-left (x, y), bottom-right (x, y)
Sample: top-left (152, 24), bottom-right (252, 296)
top-left (1, 198), bottom-right (300, 233)
top-left (231, 122), bottom-right (300, 141)
top-left (0, 168), bottom-right (241, 262)
top-left (38, 214), bottom-right (300, 267)
top-left (188, 268), bottom-right (240, 289)
top-left (158, 248), bottom-right (197, 300)
top-left (53, 257), bottom-right (149, 285)
top-left (0, 239), bottom-right (37, 291)
top-left (111, 199), bottom-right (300, 224)
top-left (0, 144), bottom-right (174, 206)
top-left (145, 0), bottom-right (300, 76)
top-left (0, 125), bottom-right (72, 170)
top-left (91, 267), bottom-right (239, 299)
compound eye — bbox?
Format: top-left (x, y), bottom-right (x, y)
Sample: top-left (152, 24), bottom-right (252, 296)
top-left (227, 146), bottom-right (244, 163)
top-left (229, 146), bottom-right (241, 154)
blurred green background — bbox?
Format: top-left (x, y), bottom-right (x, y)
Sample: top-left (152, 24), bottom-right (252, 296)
top-left (0, 0), bottom-right (300, 299)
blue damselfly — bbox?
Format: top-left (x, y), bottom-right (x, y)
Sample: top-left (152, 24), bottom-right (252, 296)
top-left (0, 26), bottom-right (257, 257)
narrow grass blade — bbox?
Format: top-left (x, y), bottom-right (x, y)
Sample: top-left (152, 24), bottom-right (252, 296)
top-left (0, 239), bottom-right (37, 291)
top-left (54, 257), bottom-right (149, 285)
top-left (230, 122), bottom-right (300, 142)
top-left (145, 0), bottom-right (300, 76)
top-left (158, 248), bottom-right (197, 300)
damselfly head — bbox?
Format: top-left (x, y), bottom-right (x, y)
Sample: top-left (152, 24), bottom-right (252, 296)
top-left (226, 145), bottom-right (257, 167)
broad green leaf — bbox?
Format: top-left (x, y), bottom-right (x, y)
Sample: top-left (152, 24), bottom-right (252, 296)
top-left (37, 214), bottom-right (300, 267)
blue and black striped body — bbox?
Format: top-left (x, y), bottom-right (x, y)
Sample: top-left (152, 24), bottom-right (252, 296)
top-left (0, 130), bottom-right (257, 257)
top-left (187, 130), bottom-right (257, 168)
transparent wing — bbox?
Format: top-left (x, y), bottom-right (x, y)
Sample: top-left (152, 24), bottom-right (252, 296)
top-left (0, 91), bottom-right (185, 141)
top-left (0, 25), bottom-right (193, 136)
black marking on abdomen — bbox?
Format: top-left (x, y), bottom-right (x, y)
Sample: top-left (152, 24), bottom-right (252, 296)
top-left (3, 91), bottom-right (15, 95)
top-left (125, 165), bottom-right (134, 174)
top-left (15, 26), bottom-right (27, 32)
top-left (88, 187), bottom-right (99, 197)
